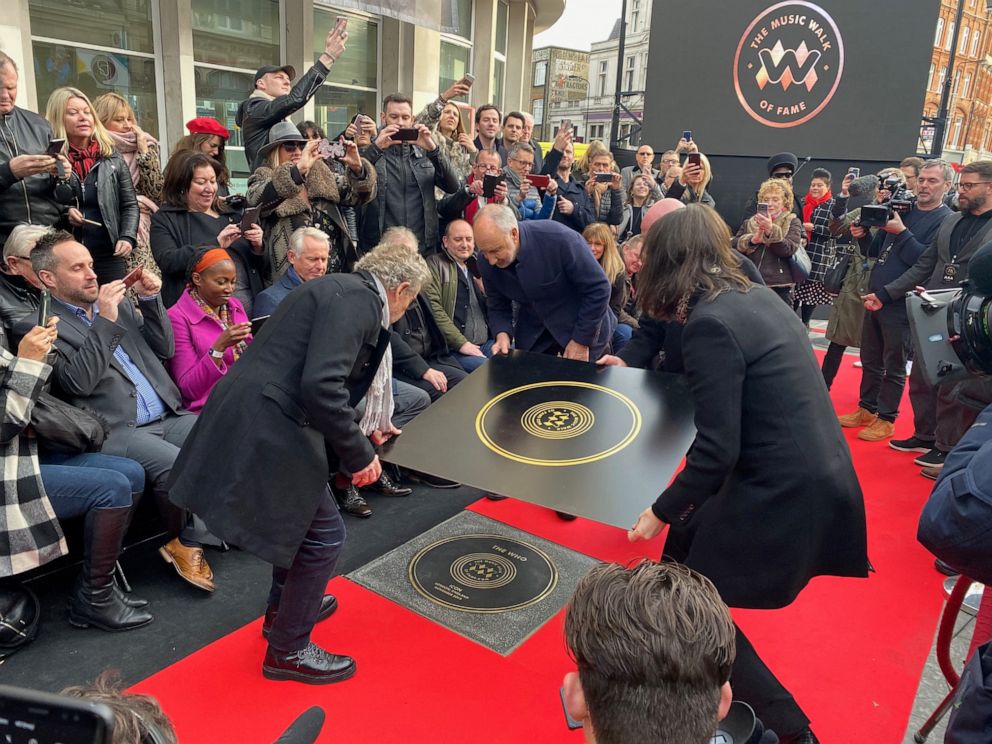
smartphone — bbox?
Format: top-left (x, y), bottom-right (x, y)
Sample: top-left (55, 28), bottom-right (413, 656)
top-left (757, 202), bottom-right (770, 218)
top-left (848, 167), bottom-right (861, 179)
top-left (682, 130), bottom-right (692, 141)
top-left (82, 217), bottom-right (103, 227)
top-left (240, 206), bottom-right (261, 233)
top-left (250, 315), bottom-right (270, 335)
top-left (594, 172), bottom-right (614, 183)
top-left (46, 138), bottom-right (66, 157)
top-left (462, 73), bottom-right (476, 85)
top-left (529, 174), bottom-right (551, 189)
top-left (122, 266), bottom-right (143, 288)
top-left (334, 15), bottom-right (348, 33)
top-left (482, 173), bottom-right (505, 198)
top-left (38, 289), bottom-right (51, 327)
top-left (561, 119), bottom-right (572, 132)
top-left (686, 152), bottom-right (702, 168)
top-left (393, 127), bottom-right (420, 142)
top-left (0, 684), bottom-right (115, 744)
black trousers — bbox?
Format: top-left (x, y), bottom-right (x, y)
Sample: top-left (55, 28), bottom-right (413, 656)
top-left (266, 487), bottom-right (346, 653)
top-left (395, 359), bottom-right (467, 403)
top-left (821, 341), bottom-right (847, 390)
top-left (858, 306), bottom-right (911, 422)
top-left (732, 624), bottom-right (810, 736)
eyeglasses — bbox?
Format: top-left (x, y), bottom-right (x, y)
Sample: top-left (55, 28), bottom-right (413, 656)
top-left (281, 142), bottom-right (304, 152)
top-left (510, 157), bottom-right (534, 169)
top-left (957, 181), bottom-right (992, 191)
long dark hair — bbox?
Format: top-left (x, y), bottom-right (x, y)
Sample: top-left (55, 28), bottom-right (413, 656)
top-left (172, 133), bottom-right (229, 186)
top-left (637, 204), bottom-right (751, 320)
top-left (160, 151), bottom-right (224, 209)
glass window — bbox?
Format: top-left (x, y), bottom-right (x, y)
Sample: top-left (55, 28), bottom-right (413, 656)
top-left (442, 0), bottom-right (474, 40)
top-left (440, 40), bottom-right (472, 97)
top-left (492, 59), bottom-right (505, 110)
top-left (961, 27), bottom-right (970, 54)
top-left (938, 65), bottom-right (947, 90)
top-left (947, 22), bottom-right (955, 51)
top-left (928, 63), bottom-right (935, 90)
top-left (534, 61), bottom-right (547, 87)
top-left (532, 99), bottom-right (544, 126)
top-left (964, 73), bottom-right (972, 98)
top-left (32, 41), bottom-right (160, 138)
top-left (972, 31), bottom-right (982, 57)
top-left (935, 18), bottom-right (944, 47)
top-left (29, 0), bottom-right (155, 54)
top-left (313, 86), bottom-right (378, 139)
top-left (496, 2), bottom-right (509, 55)
top-left (314, 9), bottom-right (378, 90)
top-left (192, 0), bottom-right (280, 68)
top-left (194, 67), bottom-right (253, 182)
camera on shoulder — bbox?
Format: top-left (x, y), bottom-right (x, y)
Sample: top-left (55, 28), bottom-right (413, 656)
top-left (858, 174), bottom-right (916, 228)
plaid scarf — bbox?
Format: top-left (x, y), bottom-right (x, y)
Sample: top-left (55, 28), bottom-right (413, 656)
top-left (66, 139), bottom-right (101, 181)
top-left (190, 289), bottom-right (248, 360)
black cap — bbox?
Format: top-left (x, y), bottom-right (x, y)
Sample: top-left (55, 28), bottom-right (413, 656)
top-left (767, 152), bottom-right (799, 176)
top-left (254, 65), bottom-right (297, 84)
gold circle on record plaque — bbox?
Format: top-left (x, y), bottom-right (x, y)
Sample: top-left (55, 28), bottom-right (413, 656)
top-left (408, 535), bottom-right (558, 613)
top-left (475, 381), bottom-right (641, 467)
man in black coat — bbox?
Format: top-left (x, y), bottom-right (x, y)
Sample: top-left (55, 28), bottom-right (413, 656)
top-left (168, 242), bottom-right (430, 684)
top-left (236, 22), bottom-right (348, 170)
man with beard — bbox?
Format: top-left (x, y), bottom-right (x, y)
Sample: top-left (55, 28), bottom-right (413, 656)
top-left (877, 160), bottom-right (992, 473)
top-left (839, 160), bottom-right (954, 443)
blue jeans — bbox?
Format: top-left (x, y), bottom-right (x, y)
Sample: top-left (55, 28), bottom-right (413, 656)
top-left (612, 323), bottom-right (633, 353)
top-left (39, 452), bottom-right (146, 520)
top-left (266, 487), bottom-right (346, 652)
top-left (455, 339), bottom-right (496, 373)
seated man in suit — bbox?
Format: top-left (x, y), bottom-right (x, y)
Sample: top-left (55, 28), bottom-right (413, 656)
top-left (28, 230), bottom-right (214, 592)
top-left (253, 226), bottom-right (330, 318)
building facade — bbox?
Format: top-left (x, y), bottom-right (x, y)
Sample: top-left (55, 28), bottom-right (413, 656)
top-left (924, 0), bottom-right (992, 162)
top-left (529, 46), bottom-right (588, 141)
top-left (1, 0), bottom-right (564, 185)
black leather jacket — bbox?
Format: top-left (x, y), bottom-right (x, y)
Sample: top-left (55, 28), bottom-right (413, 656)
top-left (0, 272), bottom-right (39, 337)
top-left (0, 107), bottom-right (74, 244)
top-left (67, 152), bottom-right (139, 247)
top-left (236, 61), bottom-right (330, 170)
top-left (361, 142), bottom-right (459, 253)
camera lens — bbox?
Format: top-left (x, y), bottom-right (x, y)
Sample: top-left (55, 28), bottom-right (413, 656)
top-left (952, 292), bottom-right (992, 375)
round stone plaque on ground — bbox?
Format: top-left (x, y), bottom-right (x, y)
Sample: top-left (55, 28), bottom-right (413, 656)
top-left (408, 534), bottom-right (558, 613)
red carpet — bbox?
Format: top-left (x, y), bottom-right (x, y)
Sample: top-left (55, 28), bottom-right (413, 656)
top-left (132, 352), bottom-right (945, 743)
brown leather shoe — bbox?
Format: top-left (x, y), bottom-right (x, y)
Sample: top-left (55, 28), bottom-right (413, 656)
top-left (159, 538), bottom-right (215, 592)
top-left (838, 407), bottom-right (877, 428)
top-left (858, 418), bottom-right (894, 441)
top-left (921, 466), bottom-right (941, 481)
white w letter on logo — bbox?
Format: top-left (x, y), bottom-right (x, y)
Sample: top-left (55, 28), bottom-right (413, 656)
top-left (756, 41), bottom-right (821, 91)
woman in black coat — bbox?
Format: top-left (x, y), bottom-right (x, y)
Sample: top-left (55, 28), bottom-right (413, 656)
top-left (625, 204), bottom-right (869, 744)
top-left (45, 87), bottom-right (138, 283)
top-left (150, 151), bottom-right (268, 313)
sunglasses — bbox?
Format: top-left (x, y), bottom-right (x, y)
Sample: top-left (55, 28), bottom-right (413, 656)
top-left (281, 142), bottom-right (305, 152)
top-left (772, 171), bottom-right (793, 179)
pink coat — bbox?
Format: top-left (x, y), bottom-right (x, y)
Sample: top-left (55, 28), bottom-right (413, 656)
top-left (166, 290), bottom-right (252, 413)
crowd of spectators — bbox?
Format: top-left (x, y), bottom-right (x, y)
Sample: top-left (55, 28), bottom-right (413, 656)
top-left (1, 18), bottom-right (990, 739)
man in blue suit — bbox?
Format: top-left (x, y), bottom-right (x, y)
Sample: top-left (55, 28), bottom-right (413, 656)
top-left (473, 204), bottom-right (615, 361)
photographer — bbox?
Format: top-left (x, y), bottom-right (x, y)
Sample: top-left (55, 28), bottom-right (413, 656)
top-left (839, 160), bottom-right (953, 443)
top-left (878, 160), bottom-right (992, 471)
top-left (504, 142), bottom-right (557, 221)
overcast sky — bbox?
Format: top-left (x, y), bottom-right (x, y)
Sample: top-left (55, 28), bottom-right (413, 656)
top-left (533, 0), bottom-right (623, 51)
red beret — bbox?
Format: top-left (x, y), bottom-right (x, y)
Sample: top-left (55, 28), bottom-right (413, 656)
top-left (186, 117), bottom-right (229, 140)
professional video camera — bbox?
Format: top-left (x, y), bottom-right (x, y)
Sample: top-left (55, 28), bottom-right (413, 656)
top-left (857, 174), bottom-right (916, 228)
top-left (907, 240), bottom-right (992, 386)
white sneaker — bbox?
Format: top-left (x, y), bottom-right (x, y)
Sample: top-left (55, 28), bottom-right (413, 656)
top-left (853, 360), bottom-right (863, 368)
top-left (906, 360), bottom-right (913, 375)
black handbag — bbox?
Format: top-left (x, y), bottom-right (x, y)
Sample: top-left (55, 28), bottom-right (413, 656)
top-left (0, 583), bottom-right (40, 659)
top-left (822, 245), bottom-right (853, 295)
top-left (30, 392), bottom-right (108, 453)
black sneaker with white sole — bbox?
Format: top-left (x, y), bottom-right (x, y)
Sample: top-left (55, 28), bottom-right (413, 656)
top-left (914, 448), bottom-right (947, 468)
top-left (889, 436), bottom-right (932, 453)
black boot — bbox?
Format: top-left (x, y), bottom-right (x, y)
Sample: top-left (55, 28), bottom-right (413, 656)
top-left (113, 493), bottom-right (148, 609)
top-left (69, 506), bottom-right (153, 632)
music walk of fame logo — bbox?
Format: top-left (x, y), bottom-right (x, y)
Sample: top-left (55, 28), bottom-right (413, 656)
top-left (733, 1), bottom-right (844, 128)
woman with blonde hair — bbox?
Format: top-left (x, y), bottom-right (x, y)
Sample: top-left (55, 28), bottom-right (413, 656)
top-left (92, 92), bottom-right (162, 281)
top-left (583, 221), bottom-right (638, 350)
top-left (45, 87), bottom-right (138, 282)
top-left (732, 177), bottom-right (803, 303)
top-left (663, 152), bottom-right (716, 207)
